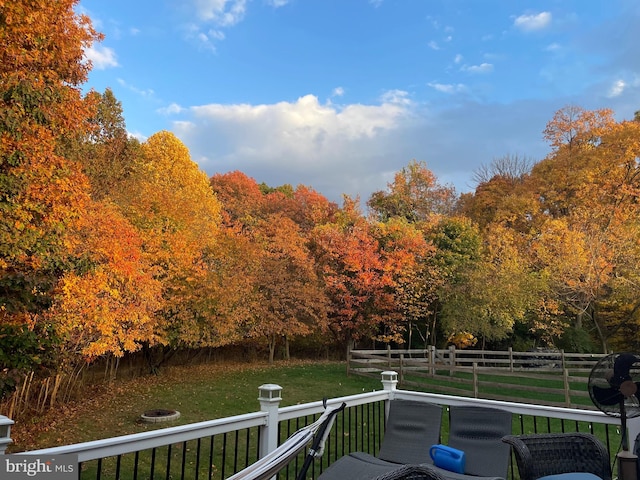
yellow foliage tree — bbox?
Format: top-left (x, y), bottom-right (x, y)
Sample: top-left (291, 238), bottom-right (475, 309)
top-left (114, 131), bottom-right (223, 351)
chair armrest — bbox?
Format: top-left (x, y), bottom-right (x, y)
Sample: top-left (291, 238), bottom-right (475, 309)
top-left (502, 433), bottom-right (611, 480)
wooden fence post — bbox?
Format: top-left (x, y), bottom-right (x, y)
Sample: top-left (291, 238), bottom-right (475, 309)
top-left (387, 344), bottom-right (392, 368)
top-left (449, 345), bottom-right (456, 376)
top-left (508, 347), bottom-right (514, 372)
top-left (563, 368), bottom-right (571, 407)
top-left (399, 353), bottom-right (405, 384)
top-left (428, 345), bottom-right (435, 375)
top-left (347, 346), bottom-right (351, 376)
top-left (473, 363), bottom-right (479, 398)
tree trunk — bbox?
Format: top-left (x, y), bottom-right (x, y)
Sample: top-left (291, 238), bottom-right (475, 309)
top-left (590, 304), bottom-right (608, 353)
top-left (268, 335), bottom-right (276, 364)
top-left (284, 336), bottom-right (290, 361)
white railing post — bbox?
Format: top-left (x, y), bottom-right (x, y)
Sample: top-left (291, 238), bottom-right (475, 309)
top-left (258, 384), bottom-right (283, 458)
top-left (0, 415), bottom-right (14, 454)
top-left (381, 371), bottom-right (398, 418)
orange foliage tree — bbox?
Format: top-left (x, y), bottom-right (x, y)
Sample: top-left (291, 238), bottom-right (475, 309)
top-left (0, 0), bottom-right (113, 382)
top-left (48, 202), bottom-right (163, 361)
top-left (246, 214), bottom-right (328, 363)
top-left (0, 0), bottom-right (101, 321)
top-left (310, 198), bottom-right (398, 355)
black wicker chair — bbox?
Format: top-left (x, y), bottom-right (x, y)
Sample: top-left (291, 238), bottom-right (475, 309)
top-left (372, 465), bottom-right (449, 480)
top-left (502, 433), bottom-right (612, 480)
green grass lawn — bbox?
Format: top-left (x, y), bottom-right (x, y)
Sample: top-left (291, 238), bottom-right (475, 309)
top-left (10, 360), bottom-right (383, 452)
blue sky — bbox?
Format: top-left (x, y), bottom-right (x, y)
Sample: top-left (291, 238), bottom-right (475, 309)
top-left (79, 0), bottom-right (640, 204)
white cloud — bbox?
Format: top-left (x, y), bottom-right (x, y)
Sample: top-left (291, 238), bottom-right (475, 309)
top-left (332, 87), bottom-right (345, 97)
top-left (194, 0), bottom-right (247, 25)
top-left (454, 54), bottom-right (463, 64)
top-left (184, 23), bottom-right (224, 52)
top-left (607, 79), bottom-right (626, 98)
top-left (157, 103), bottom-right (184, 115)
top-left (379, 89), bottom-right (411, 106)
top-left (168, 94), bottom-right (558, 204)
top-left (84, 45), bottom-right (119, 70)
top-left (428, 82), bottom-right (467, 94)
top-left (370, 0), bottom-right (384, 7)
top-left (172, 93), bottom-right (416, 201)
top-left (116, 78), bottom-right (154, 97)
top-left (266, 0), bottom-right (289, 6)
top-left (183, 0), bottom-right (245, 51)
top-left (128, 131), bottom-right (148, 142)
top-left (545, 43), bottom-right (561, 52)
top-left (514, 12), bottom-right (552, 32)
top-left (462, 63), bottom-right (494, 74)
top-left (428, 40), bottom-right (440, 50)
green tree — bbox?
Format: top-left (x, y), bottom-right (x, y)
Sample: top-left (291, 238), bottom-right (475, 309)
top-left (62, 88), bottom-right (142, 200)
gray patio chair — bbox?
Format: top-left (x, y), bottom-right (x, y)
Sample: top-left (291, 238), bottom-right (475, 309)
top-left (317, 399), bottom-right (443, 480)
top-left (502, 433), bottom-right (612, 480)
top-left (440, 405), bottom-right (513, 479)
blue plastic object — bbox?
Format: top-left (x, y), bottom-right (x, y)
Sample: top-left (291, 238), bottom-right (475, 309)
top-left (429, 444), bottom-right (466, 474)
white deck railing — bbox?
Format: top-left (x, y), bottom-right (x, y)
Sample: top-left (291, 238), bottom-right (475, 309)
top-left (1, 371), bottom-right (638, 478)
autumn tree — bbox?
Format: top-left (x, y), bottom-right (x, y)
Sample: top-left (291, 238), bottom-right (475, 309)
top-left (371, 217), bottom-right (436, 347)
top-left (458, 154), bottom-right (538, 231)
top-left (0, 0), bottom-right (100, 312)
top-left (0, 0), bottom-right (103, 379)
top-left (47, 202), bottom-right (163, 364)
top-left (527, 111), bottom-right (640, 351)
top-left (114, 131), bottom-right (222, 359)
top-left (210, 171), bottom-right (265, 227)
top-left (210, 173), bottom-right (336, 360)
top-left (261, 184), bottom-right (338, 231)
top-left (368, 160), bottom-right (456, 223)
top-left (309, 197), bottom-right (397, 356)
top-left (246, 214), bottom-right (328, 363)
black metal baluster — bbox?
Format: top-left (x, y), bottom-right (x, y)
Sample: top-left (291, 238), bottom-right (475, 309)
top-left (221, 432), bottom-right (228, 479)
top-left (233, 430), bottom-right (240, 474)
top-left (165, 444), bottom-right (172, 480)
top-left (115, 455), bottom-right (122, 480)
top-left (180, 441), bottom-right (188, 480)
top-left (150, 447), bottom-right (156, 480)
top-left (133, 451), bottom-right (139, 480)
top-left (195, 438), bottom-right (202, 480)
top-left (244, 429), bottom-right (251, 472)
top-left (207, 435), bottom-right (215, 480)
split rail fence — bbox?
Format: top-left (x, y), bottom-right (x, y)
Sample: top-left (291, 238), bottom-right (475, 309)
top-left (347, 347), bottom-right (608, 408)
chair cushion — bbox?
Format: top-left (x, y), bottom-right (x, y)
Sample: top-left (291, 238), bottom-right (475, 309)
top-left (538, 473), bottom-right (603, 480)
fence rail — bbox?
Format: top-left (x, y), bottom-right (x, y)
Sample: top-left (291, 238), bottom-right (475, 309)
top-left (348, 347), bottom-right (607, 408)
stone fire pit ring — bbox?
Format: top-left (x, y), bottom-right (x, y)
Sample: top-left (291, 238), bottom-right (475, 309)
top-left (140, 409), bottom-right (181, 423)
